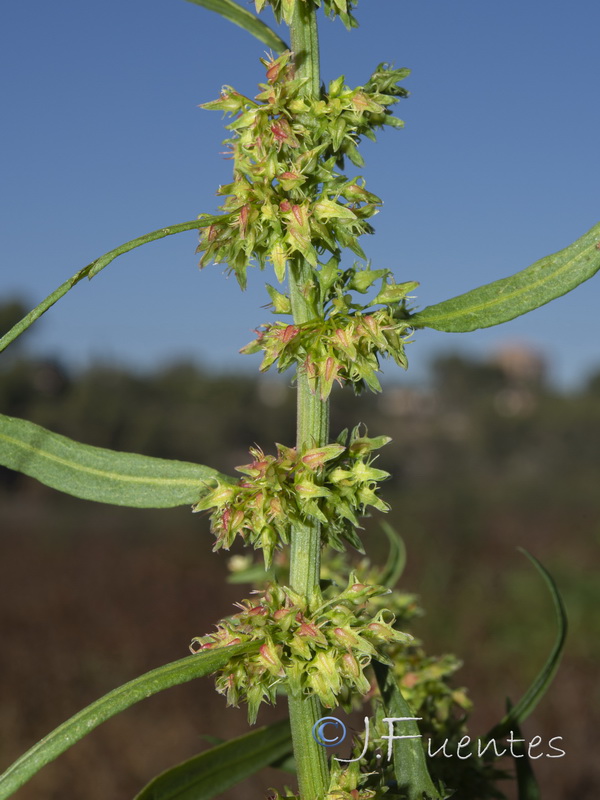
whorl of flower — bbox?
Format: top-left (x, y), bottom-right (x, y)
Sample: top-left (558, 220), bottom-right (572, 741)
top-left (267, 759), bottom-right (381, 799)
top-left (193, 426), bottom-right (391, 566)
top-left (242, 308), bottom-right (411, 399)
top-left (190, 577), bottom-right (412, 723)
top-left (256, 0), bottom-right (360, 30)
top-left (196, 51), bottom-right (409, 288)
top-left (243, 264), bottom-right (416, 398)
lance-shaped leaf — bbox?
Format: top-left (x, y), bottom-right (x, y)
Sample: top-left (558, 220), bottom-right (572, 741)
top-left (0, 218), bottom-right (227, 355)
top-left (505, 706), bottom-right (542, 800)
top-left (410, 221), bottom-right (600, 332)
top-left (484, 549), bottom-right (567, 742)
top-left (134, 718), bottom-right (292, 800)
top-left (379, 521), bottom-right (407, 589)
top-left (0, 414), bottom-right (234, 508)
top-left (0, 644), bottom-right (258, 800)
top-left (184, 0), bottom-right (288, 53)
top-left (373, 660), bottom-right (442, 800)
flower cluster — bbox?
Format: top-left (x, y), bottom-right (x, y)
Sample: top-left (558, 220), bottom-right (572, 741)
top-left (242, 308), bottom-right (411, 399)
top-left (196, 51), bottom-right (409, 288)
top-left (243, 262), bottom-right (416, 398)
top-left (268, 761), bottom-right (381, 800)
top-left (256, 0), bottom-right (360, 30)
top-left (193, 426), bottom-right (390, 566)
top-left (190, 578), bottom-right (411, 723)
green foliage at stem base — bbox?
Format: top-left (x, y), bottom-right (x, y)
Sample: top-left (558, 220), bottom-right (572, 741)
top-left (133, 718), bottom-right (292, 800)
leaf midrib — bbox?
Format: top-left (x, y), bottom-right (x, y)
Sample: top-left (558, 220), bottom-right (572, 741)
top-left (0, 430), bottom-right (202, 488)
top-left (417, 237), bottom-right (596, 324)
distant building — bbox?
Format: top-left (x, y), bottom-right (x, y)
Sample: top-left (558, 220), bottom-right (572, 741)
top-left (489, 343), bottom-right (546, 385)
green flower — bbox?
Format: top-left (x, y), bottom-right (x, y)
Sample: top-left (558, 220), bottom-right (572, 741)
top-left (191, 576), bottom-right (411, 723)
top-left (193, 427), bottom-right (392, 565)
top-left (197, 53), bottom-right (409, 289)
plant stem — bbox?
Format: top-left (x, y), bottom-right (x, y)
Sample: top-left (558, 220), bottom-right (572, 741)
top-left (287, 323), bottom-right (330, 799)
top-left (289, 257), bottom-right (329, 598)
top-left (290, 0), bottom-right (320, 98)
top-left (287, 5), bottom-right (329, 798)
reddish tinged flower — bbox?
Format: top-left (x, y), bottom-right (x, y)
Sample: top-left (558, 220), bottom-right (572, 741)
top-left (238, 204), bottom-right (250, 237)
top-left (271, 122), bottom-right (287, 142)
top-left (291, 204), bottom-right (304, 226)
top-left (297, 620), bottom-right (323, 640)
top-left (259, 641), bottom-right (285, 675)
top-left (270, 119), bottom-right (298, 148)
top-left (323, 356), bottom-right (341, 393)
top-left (191, 574), bottom-right (412, 722)
top-left (304, 355), bottom-right (317, 379)
top-left (194, 428), bottom-right (392, 563)
top-left (266, 61), bottom-right (282, 83)
top-left (333, 327), bottom-right (351, 349)
top-left (246, 605), bottom-right (269, 618)
top-left (277, 324), bottom-right (300, 344)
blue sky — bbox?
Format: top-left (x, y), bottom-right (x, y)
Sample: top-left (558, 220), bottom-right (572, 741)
top-left (1, 0), bottom-right (599, 387)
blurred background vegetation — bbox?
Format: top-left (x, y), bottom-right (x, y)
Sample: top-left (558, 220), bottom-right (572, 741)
top-left (1, 299), bottom-right (599, 799)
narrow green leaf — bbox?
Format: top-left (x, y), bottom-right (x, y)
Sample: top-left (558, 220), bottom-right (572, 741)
top-left (0, 644), bottom-right (258, 800)
top-left (484, 549), bottom-right (568, 741)
top-left (184, 0), bottom-right (289, 53)
top-left (379, 521), bottom-right (407, 589)
top-left (0, 414), bottom-right (234, 508)
top-left (515, 748), bottom-right (541, 800)
top-left (0, 219), bottom-right (221, 354)
top-left (507, 708), bottom-right (541, 800)
top-left (373, 661), bottom-right (442, 800)
top-left (227, 563), bottom-right (274, 584)
top-left (134, 718), bottom-right (292, 800)
top-left (410, 221), bottom-right (600, 332)
top-left (270, 751), bottom-right (296, 774)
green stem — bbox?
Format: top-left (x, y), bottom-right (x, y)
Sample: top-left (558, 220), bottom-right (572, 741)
top-left (289, 257), bottom-right (329, 598)
top-left (287, 6), bottom-right (329, 798)
top-left (288, 272), bottom-right (330, 800)
top-left (290, 0), bottom-right (320, 98)
top-left (287, 374), bottom-right (329, 800)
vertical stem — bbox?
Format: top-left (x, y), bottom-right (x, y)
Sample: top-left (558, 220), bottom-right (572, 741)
top-left (290, 0), bottom-right (320, 98)
top-left (287, 282), bottom-right (330, 800)
top-left (289, 257), bottom-right (329, 598)
top-left (287, 5), bottom-right (329, 799)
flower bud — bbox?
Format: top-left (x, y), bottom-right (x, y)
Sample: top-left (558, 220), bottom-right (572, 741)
top-left (238, 204), bottom-right (250, 237)
top-left (277, 171), bottom-right (305, 191)
top-left (259, 640), bottom-right (285, 677)
top-left (340, 652), bottom-right (371, 695)
top-left (226, 508), bottom-right (245, 534)
top-left (301, 444), bottom-right (345, 470)
top-left (310, 651), bottom-right (342, 697)
top-left (294, 480), bottom-right (330, 499)
top-left (374, 279), bottom-right (419, 305)
top-left (276, 324), bottom-right (300, 344)
top-left (289, 633), bottom-right (312, 661)
top-left (260, 525), bottom-right (279, 568)
top-left (273, 606), bottom-right (297, 631)
top-left (332, 626), bottom-right (361, 648)
top-left (332, 327), bottom-right (352, 349)
top-left (297, 620), bottom-right (328, 647)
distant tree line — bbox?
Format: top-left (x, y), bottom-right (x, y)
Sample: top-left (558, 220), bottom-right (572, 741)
top-left (3, 298), bottom-right (600, 518)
